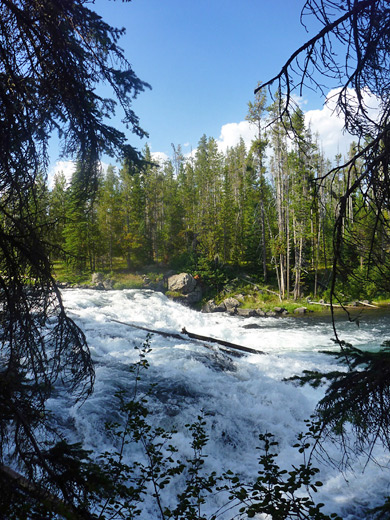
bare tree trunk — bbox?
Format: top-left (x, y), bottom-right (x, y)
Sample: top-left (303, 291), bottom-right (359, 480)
top-left (260, 200), bottom-right (267, 282)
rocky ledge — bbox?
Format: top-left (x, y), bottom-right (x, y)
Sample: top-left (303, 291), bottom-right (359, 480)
top-left (202, 298), bottom-right (296, 317)
top-left (166, 273), bottom-right (202, 304)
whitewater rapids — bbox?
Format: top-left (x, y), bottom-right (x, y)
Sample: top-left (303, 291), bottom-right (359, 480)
top-left (48, 288), bottom-right (390, 519)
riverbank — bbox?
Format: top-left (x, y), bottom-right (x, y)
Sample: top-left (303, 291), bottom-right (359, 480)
top-left (53, 263), bottom-right (390, 318)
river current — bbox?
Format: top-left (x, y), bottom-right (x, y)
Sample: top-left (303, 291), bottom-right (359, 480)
top-left (49, 289), bottom-right (390, 519)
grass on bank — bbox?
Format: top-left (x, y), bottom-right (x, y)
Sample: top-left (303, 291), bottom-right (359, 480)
top-left (216, 287), bottom-right (328, 315)
top-left (52, 260), bottom-right (165, 290)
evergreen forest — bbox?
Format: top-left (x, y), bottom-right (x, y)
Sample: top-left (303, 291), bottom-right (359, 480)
top-left (2, 0), bottom-right (390, 518)
top-left (47, 97), bottom-right (387, 303)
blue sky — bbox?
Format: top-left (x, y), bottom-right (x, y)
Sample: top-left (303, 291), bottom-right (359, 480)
top-left (51, 0), bottom-right (359, 180)
top-left (94, 0), bottom-right (314, 154)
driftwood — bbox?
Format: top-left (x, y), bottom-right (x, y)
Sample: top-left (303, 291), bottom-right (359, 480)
top-left (109, 319), bottom-right (263, 356)
top-left (308, 300), bottom-right (379, 309)
top-left (110, 318), bottom-right (184, 340)
top-left (307, 300), bottom-right (342, 307)
top-left (357, 300), bottom-right (379, 308)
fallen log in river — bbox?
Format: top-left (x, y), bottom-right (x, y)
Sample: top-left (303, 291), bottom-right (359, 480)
top-left (109, 318), bottom-right (263, 356)
top-left (180, 327), bottom-right (262, 355)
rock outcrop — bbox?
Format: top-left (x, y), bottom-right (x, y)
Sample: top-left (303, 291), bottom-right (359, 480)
top-left (294, 306), bottom-right (307, 315)
top-left (168, 273), bottom-right (197, 294)
top-left (91, 272), bottom-right (114, 290)
top-left (202, 300), bottom-right (226, 313)
top-left (92, 272), bottom-right (104, 285)
top-left (236, 308), bottom-right (257, 317)
top-left (167, 273), bottom-right (202, 304)
top-left (222, 297), bottom-right (240, 314)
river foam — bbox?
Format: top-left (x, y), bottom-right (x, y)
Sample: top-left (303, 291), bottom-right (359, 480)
top-left (47, 288), bottom-right (390, 518)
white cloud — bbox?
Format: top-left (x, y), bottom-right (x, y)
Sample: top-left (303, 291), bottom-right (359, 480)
top-left (48, 160), bottom-right (76, 189)
top-left (181, 121), bottom-right (256, 161)
top-left (151, 151), bottom-right (169, 165)
top-left (305, 87), bottom-right (381, 160)
top-left (216, 120), bottom-right (257, 153)
top-left (305, 104), bottom-right (351, 159)
top-left (291, 94), bottom-right (308, 107)
top-left (48, 160), bottom-right (111, 189)
top-left (152, 88), bottom-right (383, 168)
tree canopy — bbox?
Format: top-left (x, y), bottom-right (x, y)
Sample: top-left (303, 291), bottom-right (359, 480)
top-left (257, 0), bottom-right (390, 306)
top-left (257, 0), bottom-right (390, 495)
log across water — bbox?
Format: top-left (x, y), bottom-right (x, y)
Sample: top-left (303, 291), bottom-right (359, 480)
top-left (180, 327), bottom-right (262, 355)
top-left (109, 319), bottom-right (263, 356)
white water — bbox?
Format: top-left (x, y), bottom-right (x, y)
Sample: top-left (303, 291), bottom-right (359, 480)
top-left (49, 289), bottom-right (390, 519)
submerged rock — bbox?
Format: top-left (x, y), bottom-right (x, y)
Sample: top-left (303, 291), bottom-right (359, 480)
top-left (242, 323), bottom-right (262, 329)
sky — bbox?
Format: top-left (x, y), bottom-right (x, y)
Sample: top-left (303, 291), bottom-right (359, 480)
top-left (51, 0), bottom-right (358, 181)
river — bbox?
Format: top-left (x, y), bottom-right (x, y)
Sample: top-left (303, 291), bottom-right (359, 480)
top-left (49, 288), bottom-right (390, 519)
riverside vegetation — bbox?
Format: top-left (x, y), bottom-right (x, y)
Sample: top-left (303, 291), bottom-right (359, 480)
top-left (2, 0), bottom-right (390, 518)
top-left (46, 93), bottom-right (390, 308)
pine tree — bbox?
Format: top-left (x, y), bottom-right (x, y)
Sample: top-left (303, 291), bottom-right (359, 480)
top-left (288, 108), bottom-right (316, 300)
top-left (63, 161), bottom-right (102, 273)
top-left (97, 166), bottom-right (122, 270)
top-left (48, 171), bottom-right (68, 260)
top-left (119, 161), bottom-right (150, 268)
top-left (193, 135), bottom-right (224, 261)
top-left (159, 159), bottom-right (186, 263)
top-left (268, 95), bottom-right (290, 298)
top-left (246, 83), bottom-right (269, 280)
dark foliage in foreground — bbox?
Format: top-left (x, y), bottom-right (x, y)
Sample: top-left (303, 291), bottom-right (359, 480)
top-left (0, 0), bottom-right (149, 514)
top-left (1, 337), bottom-right (340, 519)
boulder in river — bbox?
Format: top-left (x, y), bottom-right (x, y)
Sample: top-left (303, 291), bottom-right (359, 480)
top-left (202, 299), bottom-right (226, 313)
top-left (242, 323), bottom-right (262, 329)
top-left (223, 297), bottom-right (240, 314)
top-left (92, 272), bottom-right (104, 285)
top-left (236, 308), bottom-right (257, 317)
top-left (167, 273), bottom-right (202, 305)
top-left (180, 286), bottom-right (202, 304)
top-left (168, 273), bottom-right (197, 294)
top-left (103, 279), bottom-right (114, 290)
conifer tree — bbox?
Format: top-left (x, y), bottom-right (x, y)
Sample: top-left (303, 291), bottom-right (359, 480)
top-left (64, 161), bottom-right (102, 273)
top-left (119, 161), bottom-right (150, 268)
top-left (49, 171), bottom-right (68, 260)
top-left (246, 84), bottom-right (269, 280)
top-left (268, 95), bottom-right (290, 297)
top-left (193, 135), bottom-right (224, 261)
top-left (160, 159), bottom-right (186, 263)
top-left (97, 166), bottom-right (123, 269)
